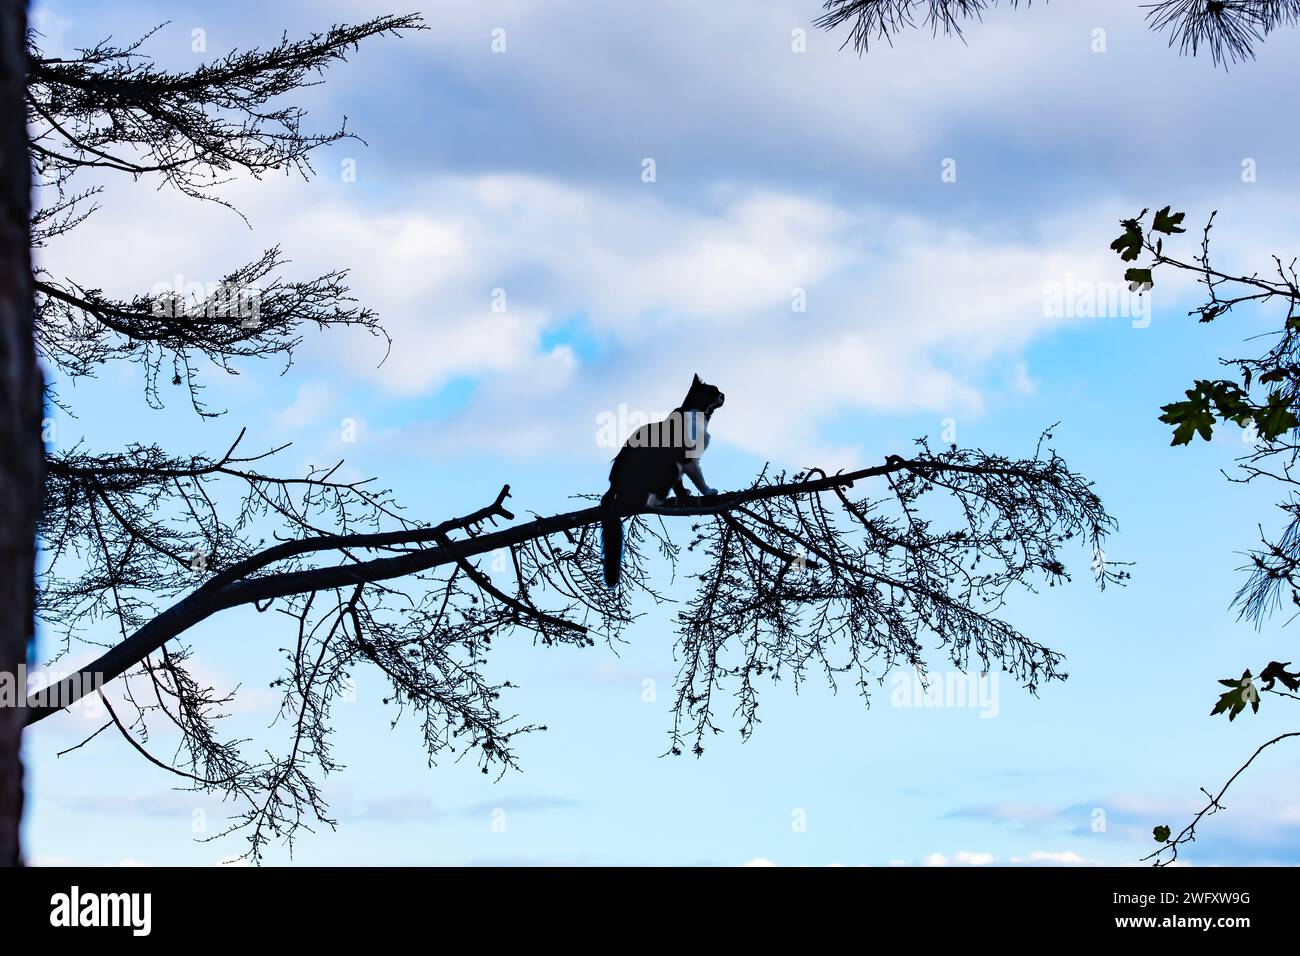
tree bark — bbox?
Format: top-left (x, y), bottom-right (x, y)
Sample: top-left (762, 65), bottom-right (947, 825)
top-left (0, 0), bottom-right (38, 868)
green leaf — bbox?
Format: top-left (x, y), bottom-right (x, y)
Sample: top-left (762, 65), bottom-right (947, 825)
top-left (1255, 391), bottom-right (1299, 440)
top-left (1160, 397), bottom-right (1216, 445)
top-left (1152, 206), bottom-right (1187, 235)
top-left (1125, 267), bottom-right (1154, 291)
top-left (1110, 219), bottom-right (1144, 262)
top-left (1153, 825), bottom-right (1171, 843)
top-left (1203, 380), bottom-right (1251, 421)
top-left (1160, 380), bottom-right (1260, 445)
top-left (1210, 670), bottom-right (1259, 722)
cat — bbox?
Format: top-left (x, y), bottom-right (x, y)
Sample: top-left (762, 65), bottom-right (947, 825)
top-left (600, 373), bottom-right (725, 587)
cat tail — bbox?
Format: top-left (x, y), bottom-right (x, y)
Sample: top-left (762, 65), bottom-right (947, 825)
top-left (600, 489), bottom-right (623, 588)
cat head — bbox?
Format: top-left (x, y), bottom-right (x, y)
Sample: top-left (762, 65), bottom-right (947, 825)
top-left (683, 373), bottom-right (725, 416)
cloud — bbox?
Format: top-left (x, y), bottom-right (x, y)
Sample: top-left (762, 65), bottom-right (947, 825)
top-left (54, 791), bottom-right (215, 818)
top-left (327, 0), bottom-right (1300, 214)
top-left (39, 42), bottom-right (1300, 471)
top-left (45, 150), bottom-right (1148, 471)
top-left (275, 381), bottom-right (335, 429)
top-left (458, 795), bottom-right (582, 817)
top-left (906, 849), bottom-right (1097, 866)
top-left (738, 857), bottom-right (848, 867)
top-left (922, 850), bottom-right (995, 867)
top-left (288, 173), bottom-right (1125, 468)
top-left (1008, 850), bottom-right (1096, 866)
top-left (338, 792), bottom-right (582, 824)
top-left (946, 785), bottom-right (1300, 866)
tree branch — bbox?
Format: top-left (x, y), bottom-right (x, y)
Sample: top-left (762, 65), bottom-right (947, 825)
top-left (27, 453), bottom-right (1080, 723)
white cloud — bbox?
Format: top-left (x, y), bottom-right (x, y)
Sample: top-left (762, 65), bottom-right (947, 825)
top-left (1009, 850), bottom-right (1096, 866)
top-left (275, 381), bottom-right (335, 429)
top-left (267, 173), bottom-right (1126, 468)
top-left (739, 857), bottom-right (852, 867)
top-left (331, 0), bottom-right (1300, 214)
top-left (921, 850), bottom-right (995, 867)
top-left (917, 849), bottom-right (1095, 866)
top-left (39, 120), bottom-right (1300, 471)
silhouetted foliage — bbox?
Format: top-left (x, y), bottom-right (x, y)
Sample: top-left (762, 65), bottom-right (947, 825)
top-left (817, 0), bottom-right (1300, 65)
top-left (1147, 0), bottom-right (1300, 64)
top-left (27, 16), bottom-right (416, 411)
top-left (1110, 207), bottom-right (1300, 863)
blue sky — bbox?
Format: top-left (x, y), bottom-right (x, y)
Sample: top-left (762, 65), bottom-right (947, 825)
top-left (20, 0), bottom-right (1300, 866)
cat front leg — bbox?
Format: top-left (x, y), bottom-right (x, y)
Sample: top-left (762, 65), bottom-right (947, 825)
top-left (682, 460), bottom-right (718, 496)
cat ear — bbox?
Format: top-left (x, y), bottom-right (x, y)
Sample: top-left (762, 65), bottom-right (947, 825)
top-left (692, 372), bottom-right (701, 385)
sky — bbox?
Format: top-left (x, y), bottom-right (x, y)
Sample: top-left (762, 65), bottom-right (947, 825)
top-left (18, 0), bottom-right (1300, 866)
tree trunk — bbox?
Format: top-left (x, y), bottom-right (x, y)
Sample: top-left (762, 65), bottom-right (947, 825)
top-left (0, 0), bottom-right (38, 868)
